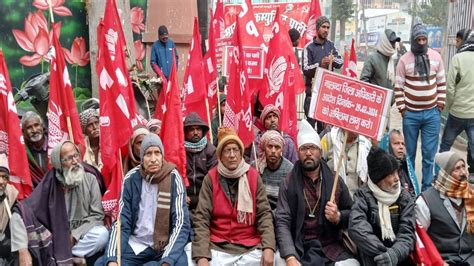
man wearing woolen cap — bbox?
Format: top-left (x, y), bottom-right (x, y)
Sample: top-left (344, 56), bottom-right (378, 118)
top-left (151, 25), bottom-right (179, 80)
top-left (349, 147), bottom-right (415, 266)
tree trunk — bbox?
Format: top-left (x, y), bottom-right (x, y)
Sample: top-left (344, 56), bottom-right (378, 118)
top-left (340, 18), bottom-right (346, 44)
top-left (331, 0), bottom-right (337, 40)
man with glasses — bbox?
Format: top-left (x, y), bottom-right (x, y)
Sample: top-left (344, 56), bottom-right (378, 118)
top-left (276, 120), bottom-right (357, 265)
top-left (192, 128), bottom-right (275, 266)
top-left (11, 141), bottom-right (108, 265)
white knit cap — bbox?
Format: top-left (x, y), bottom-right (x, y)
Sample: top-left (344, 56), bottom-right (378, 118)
top-left (297, 119), bottom-right (321, 149)
top-left (0, 153), bottom-right (9, 174)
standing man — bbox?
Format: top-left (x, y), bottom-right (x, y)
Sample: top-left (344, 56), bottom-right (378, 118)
top-left (192, 128), bottom-right (275, 266)
top-left (394, 23), bottom-right (446, 191)
top-left (183, 112), bottom-right (217, 219)
top-left (21, 111), bottom-right (48, 187)
top-left (349, 147), bottom-right (415, 266)
top-left (360, 29), bottom-right (400, 90)
top-left (256, 130), bottom-right (294, 212)
top-left (416, 151), bottom-right (474, 265)
top-left (276, 120), bottom-right (357, 265)
top-left (150, 25), bottom-right (179, 81)
top-left (80, 108), bottom-right (102, 171)
top-left (101, 134), bottom-right (190, 265)
top-left (440, 29), bottom-right (474, 180)
top-left (302, 16), bottom-right (343, 131)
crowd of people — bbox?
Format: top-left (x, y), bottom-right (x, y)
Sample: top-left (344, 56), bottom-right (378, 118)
top-left (1, 16), bottom-right (474, 266)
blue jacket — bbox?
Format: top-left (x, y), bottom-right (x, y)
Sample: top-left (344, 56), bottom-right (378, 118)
top-left (150, 39), bottom-right (179, 79)
top-left (104, 166), bottom-right (190, 265)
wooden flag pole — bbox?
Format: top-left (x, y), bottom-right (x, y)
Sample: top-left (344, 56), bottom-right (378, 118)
top-left (116, 151), bottom-right (124, 266)
top-left (330, 130), bottom-right (348, 202)
top-left (216, 78), bottom-right (222, 128)
top-left (47, 0), bottom-right (55, 23)
top-left (253, 141), bottom-right (259, 173)
top-left (205, 98), bottom-right (214, 143)
top-left (3, 199), bottom-right (11, 219)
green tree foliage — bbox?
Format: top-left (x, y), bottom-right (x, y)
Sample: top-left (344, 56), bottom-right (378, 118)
top-left (409, 0), bottom-right (448, 27)
top-left (331, 0), bottom-right (355, 41)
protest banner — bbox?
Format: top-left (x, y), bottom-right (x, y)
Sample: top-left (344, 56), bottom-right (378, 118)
top-left (223, 45), bottom-right (265, 79)
top-left (309, 68), bottom-right (392, 141)
top-left (224, 2), bottom-right (311, 48)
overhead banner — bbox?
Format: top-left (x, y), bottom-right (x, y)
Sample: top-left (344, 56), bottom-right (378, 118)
top-left (309, 68), bottom-right (392, 140)
top-left (224, 2), bottom-right (311, 47)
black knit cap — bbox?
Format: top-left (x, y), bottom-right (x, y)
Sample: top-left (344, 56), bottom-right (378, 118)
top-left (367, 146), bottom-right (399, 184)
top-left (158, 25), bottom-right (169, 36)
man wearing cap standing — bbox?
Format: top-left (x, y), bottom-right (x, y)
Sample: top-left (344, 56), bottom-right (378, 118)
top-left (253, 104), bottom-right (298, 164)
top-left (151, 25), bottom-right (179, 81)
top-left (416, 151), bottom-right (474, 265)
top-left (394, 23), bottom-right (446, 191)
top-left (361, 29), bottom-right (401, 90)
top-left (183, 112), bottom-right (217, 220)
top-left (303, 16), bottom-right (343, 131)
top-left (192, 128), bottom-right (275, 265)
top-left (0, 154), bottom-right (18, 264)
top-left (349, 147), bottom-right (415, 266)
top-left (102, 134), bottom-right (190, 265)
top-left (11, 141), bottom-right (108, 265)
top-left (276, 120), bottom-right (357, 265)
top-left (80, 108), bottom-right (102, 171)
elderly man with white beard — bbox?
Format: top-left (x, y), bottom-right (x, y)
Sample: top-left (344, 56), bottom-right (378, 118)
top-left (10, 141), bottom-right (109, 265)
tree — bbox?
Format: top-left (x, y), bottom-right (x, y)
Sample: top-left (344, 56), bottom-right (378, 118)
top-left (409, 0), bottom-right (448, 27)
top-left (331, 0), bottom-right (355, 42)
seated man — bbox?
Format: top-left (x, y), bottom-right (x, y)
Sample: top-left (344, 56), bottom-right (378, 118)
top-left (184, 112), bottom-right (217, 220)
top-left (0, 154), bottom-right (18, 264)
top-left (80, 108), bottom-right (103, 171)
top-left (322, 127), bottom-right (371, 197)
top-left (122, 126), bottom-right (149, 174)
top-left (349, 147), bottom-right (415, 265)
top-left (11, 141), bottom-right (109, 265)
top-left (416, 151), bottom-right (474, 265)
top-left (253, 104), bottom-right (298, 163)
top-left (256, 130), bottom-right (293, 212)
top-left (20, 111), bottom-right (49, 186)
top-left (276, 120), bottom-right (357, 265)
top-left (387, 129), bottom-right (419, 196)
top-left (192, 128), bottom-right (275, 266)
top-left (101, 134), bottom-right (190, 265)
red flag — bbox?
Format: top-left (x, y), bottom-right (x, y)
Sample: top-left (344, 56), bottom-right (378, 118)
top-left (342, 38), bottom-right (357, 78)
top-left (160, 54), bottom-right (189, 187)
top-left (0, 50), bottom-right (32, 200)
top-left (304, 0), bottom-right (322, 45)
top-left (183, 17), bottom-right (208, 123)
top-left (204, 9), bottom-right (218, 111)
top-left (411, 223), bottom-right (444, 266)
top-left (47, 23), bottom-right (85, 159)
top-left (260, 7), bottom-right (305, 108)
top-left (280, 56), bottom-right (298, 145)
top-left (214, 0), bottom-right (225, 40)
top-left (223, 20), bottom-right (254, 147)
top-left (97, 0), bottom-right (136, 219)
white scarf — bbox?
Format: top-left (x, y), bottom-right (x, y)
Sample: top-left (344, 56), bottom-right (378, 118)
top-left (377, 33), bottom-right (397, 86)
top-left (367, 178), bottom-right (401, 242)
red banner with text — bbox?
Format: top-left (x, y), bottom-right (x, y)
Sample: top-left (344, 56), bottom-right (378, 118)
top-left (309, 69), bottom-right (392, 140)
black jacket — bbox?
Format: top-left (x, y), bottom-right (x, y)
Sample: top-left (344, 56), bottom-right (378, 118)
top-left (349, 186), bottom-right (416, 266)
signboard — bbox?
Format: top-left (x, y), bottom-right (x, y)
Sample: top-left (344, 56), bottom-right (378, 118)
top-left (309, 68), bottom-right (392, 140)
top-left (223, 46), bottom-right (265, 79)
top-left (224, 2), bottom-right (311, 48)
top-left (427, 26), bottom-right (443, 49)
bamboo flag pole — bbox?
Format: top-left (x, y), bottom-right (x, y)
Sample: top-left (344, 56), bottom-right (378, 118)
top-left (205, 98), bottom-right (214, 143)
top-left (330, 130), bottom-right (348, 202)
top-left (253, 141), bottom-right (259, 173)
top-left (116, 150), bottom-right (124, 266)
top-left (216, 78), bottom-right (222, 127)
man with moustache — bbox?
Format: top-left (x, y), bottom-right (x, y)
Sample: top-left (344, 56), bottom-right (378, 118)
top-left (183, 112), bottom-right (217, 220)
top-left (256, 130), bottom-right (293, 212)
top-left (80, 108), bottom-right (102, 171)
top-left (416, 151), bottom-right (474, 265)
top-left (253, 104), bottom-right (298, 164)
top-left (11, 141), bottom-right (109, 265)
top-left (276, 120), bottom-right (357, 265)
top-left (303, 16), bottom-right (343, 131)
top-left (349, 147), bottom-right (415, 266)
top-left (21, 111), bottom-right (48, 186)
top-left (192, 128), bottom-right (275, 266)
top-left (0, 154), bottom-right (18, 264)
